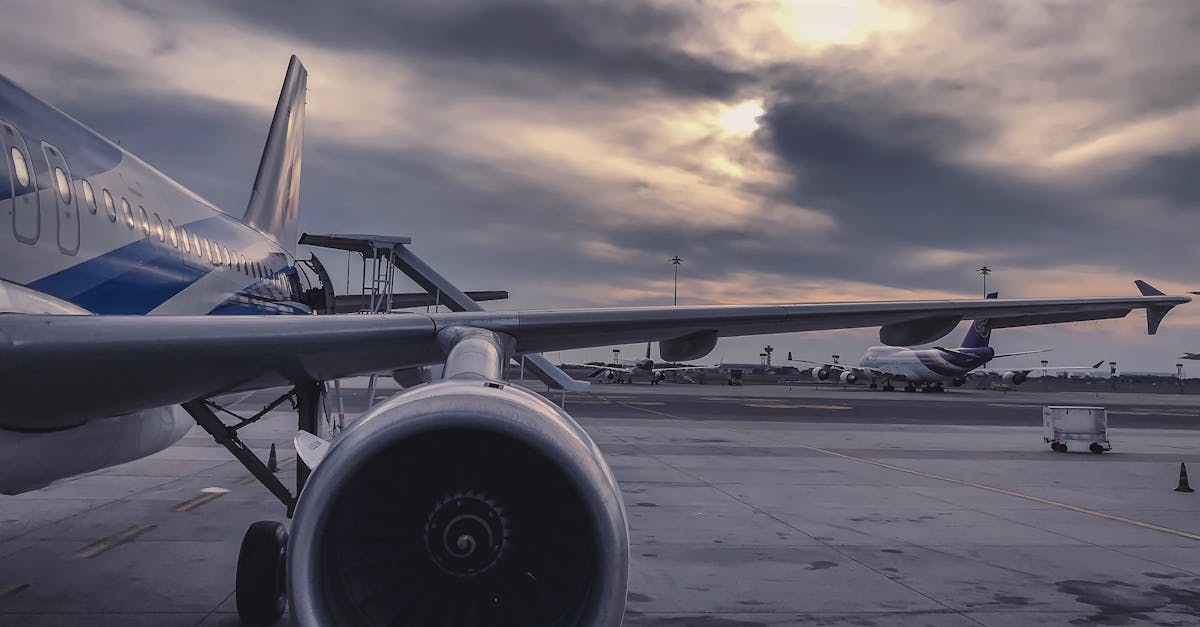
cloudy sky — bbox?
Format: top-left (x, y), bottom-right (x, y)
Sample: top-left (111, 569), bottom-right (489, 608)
top-left (2, 0), bottom-right (1198, 372)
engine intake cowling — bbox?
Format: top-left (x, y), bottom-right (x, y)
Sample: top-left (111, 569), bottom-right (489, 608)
top-left (814, 368), bottom-right (831, 381)
top-left (839, 371), bottom-right (858, 384)
top-left (288, 380), bottom-right (628, 627)
top-left (1002, 371), bottom-right (1028, 385)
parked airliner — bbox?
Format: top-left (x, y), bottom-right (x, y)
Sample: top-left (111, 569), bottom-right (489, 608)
top-left (0, 56), bottom-right (1187, 626)
top-left (791, 294), bottom-right (1105, 392)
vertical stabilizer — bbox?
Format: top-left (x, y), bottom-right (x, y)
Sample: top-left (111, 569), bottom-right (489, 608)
top-left (960, 291), bottom-right (998, 348)
top-left (244, 56), bottom-right (306, 252)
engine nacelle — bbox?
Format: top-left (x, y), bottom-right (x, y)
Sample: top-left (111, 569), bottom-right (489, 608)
top-left (839, 371), bottom-right (858, 384)
top-left (951, 376), bottom-right (967, 387)
top-left (814, 368), bottom-right (831, 381)
top-left (1002, 371), bottom-right (1028, 385)
top-left (289, 379), bottom-right (629, 627)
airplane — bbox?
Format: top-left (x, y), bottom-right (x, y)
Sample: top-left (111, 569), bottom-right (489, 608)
top-left (789, 293), bottom-right (1107, 392)
top-left (568, 343), bottom-right (701, 384)
top-left (0, 55), bottom-right (1189, 626)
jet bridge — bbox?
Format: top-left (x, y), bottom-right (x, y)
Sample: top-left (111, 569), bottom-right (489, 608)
top-left (299, 232), bottom-right (589, 393)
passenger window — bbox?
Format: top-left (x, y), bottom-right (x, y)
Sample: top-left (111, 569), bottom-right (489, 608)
top-left (53, 167), bottom-right (71, 203)
top-left (180, 226), bottom-right (191, 253)
top-left (81, 179), bottom-right (96, 213)
top-left (103, 189), bottom-right (116, 222)
top-left (239, 254), bottom-right (247, 274)
top-left (138, 206), bottom-right (150, 236)
top-left (152, 213), bottom-right (164, 242)
top-left (10, 147), bottom-right (29, 187)
top-left (192, 233), bottom-right (202, 257)
top-left (203, 238), bottom-right (212, 262)
top-left (223, 246), bottom-right (232, 267)
top-left (121, 198), bottom-right (134, 229)
top-left (167, 220), bottom-right (178, 247)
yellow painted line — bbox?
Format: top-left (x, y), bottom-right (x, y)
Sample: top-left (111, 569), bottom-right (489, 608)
top-left (617, 402), bottom-right (690, 421)
top-left (175, 492), bottom-right (225, 512)
top-left (988, 403), bottom-right (1041, 408)
top-left (623, 401), bottom-right (666, 406)
top-left (277, 456), bottom-right (297, 468)
top-left (238, 475), bottom-right (258, 486)
top-left (0, 583), bottom-right (29, 599)
top-left (796, 443), bottom-right (1200, 542)
top-left (75, 524), bottom-right (156, 559)
top-left (745, 403), bottom-right (852, 410)
top-left (1110, 409), bottom-right (1200, 417)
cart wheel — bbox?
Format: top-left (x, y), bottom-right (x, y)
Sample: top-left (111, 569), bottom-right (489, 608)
top-left (1049, 442), bottom-right (1059, 452)
top-left (1089, 443), bottom-right (1105, 454)
top-left (1052, 442), bottom-right (1067, 452)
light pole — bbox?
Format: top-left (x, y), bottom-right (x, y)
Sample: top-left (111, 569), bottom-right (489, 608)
top-left (1178, 363), bottom-right (1185, 394)
top-left (1041, 359), bottom-right (1048, 391)
top-left (669, 256), bottom-right (683, 306)
top-left (977, 266), bottom-right (992, 296)
top-left (764, 345), bottom-right (774, 368)
top-left (1109, 361), bottom-right (1117, 393)
top-left (759, 353), bottom-right (767, 384)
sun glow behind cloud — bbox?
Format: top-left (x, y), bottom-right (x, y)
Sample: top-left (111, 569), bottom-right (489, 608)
top-left (716, 99), bottom-right (764, 135)
top-left (777, 0), bottom-right (912, 48)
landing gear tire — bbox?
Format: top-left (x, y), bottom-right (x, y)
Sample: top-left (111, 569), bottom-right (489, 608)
top-left (1089, 443), bottom-right (1105, 454)
top-left (904, 384), bottom-right (916, 393)
top-left (236, 521), bottom-right (288, 625)
top-left (1052, 442), bottom-right (1067, 453)
top-left (882, 384), bottom-right (895, 392)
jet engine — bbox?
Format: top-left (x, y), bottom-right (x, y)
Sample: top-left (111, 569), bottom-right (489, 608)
top-left (813, 367), bottom-right (831, 380)
top-left (1002, 371), bottom-right (1028, 385)
top-left (288, 379), bottom-right (629, 627)
top-left (839, 371), bottom-right (858, 384)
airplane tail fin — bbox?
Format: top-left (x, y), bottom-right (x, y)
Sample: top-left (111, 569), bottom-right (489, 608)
top-left (960, 291), bottom-right (998, 348)
top-left (244, 56), bottom-right (307, 253)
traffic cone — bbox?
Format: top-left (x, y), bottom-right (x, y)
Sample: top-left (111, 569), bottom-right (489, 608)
top-left (268, 443), bottom-right (279, 473)
top-left (1174, 462), bottom-right (1194, 493)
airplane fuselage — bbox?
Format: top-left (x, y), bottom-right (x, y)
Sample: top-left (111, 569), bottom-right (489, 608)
top-left (0, 74), bottom-right (309, 318)
top-left (859, 345), bottom-right (995, 382)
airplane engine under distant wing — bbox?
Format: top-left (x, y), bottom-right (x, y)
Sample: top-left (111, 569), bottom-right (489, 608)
top-left (840, 371), bottom-right (858, 384)
top-left (288, 379), bottom-right (628, 627)
top-left (1002, 371), bottom-right (1029, 385)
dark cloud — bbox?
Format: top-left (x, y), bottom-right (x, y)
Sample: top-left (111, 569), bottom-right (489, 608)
top-left (202, 0), bottom-right (753, 100)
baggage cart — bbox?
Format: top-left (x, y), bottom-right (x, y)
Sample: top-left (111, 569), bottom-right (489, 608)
top-left (1043, 406), bottom-right (1110, 454)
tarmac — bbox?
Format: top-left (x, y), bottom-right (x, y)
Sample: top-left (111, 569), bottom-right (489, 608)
top-left (3, 381), bottom-right (1200, 626)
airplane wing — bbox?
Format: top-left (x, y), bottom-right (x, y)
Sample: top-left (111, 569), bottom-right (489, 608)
top-left (0, 287), bottom-right (1185, 429)
top-left (973, 360), bottom-right (1106, 375)
top-left (991, 349), bottom-right (1052, 358)
top-left (788, 355), bottom-right (892, 378)
top-left (562, 363), bottom-right (632, 374)
top-left (652, 366), bottom-right (703, 373)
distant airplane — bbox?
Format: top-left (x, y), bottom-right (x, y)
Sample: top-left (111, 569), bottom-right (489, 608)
top-left (1182, 353), bottom-right (1200, 360)
top-left (790, 293), bottom-right (1106, 392)
top-left (567, 343), bottom-right (700, 383)
top-left (0, 56), bottom-right (1187, 626)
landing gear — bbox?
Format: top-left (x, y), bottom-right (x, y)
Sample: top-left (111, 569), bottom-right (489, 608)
top-left (1089, 443), bottom-right (1106, 454)
top-left (881, 383), bottom-right (895, 392)
top-left (236, 521), bottom-right (289, 625)
top-left (1051, 441), bottom-right (1068, 452)
top-left (921, 383), bottom-right (945, 393)
top-left (903, 383), bottom-right (916, 393)
top-left (182, 382), bottom-right (324, 626)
